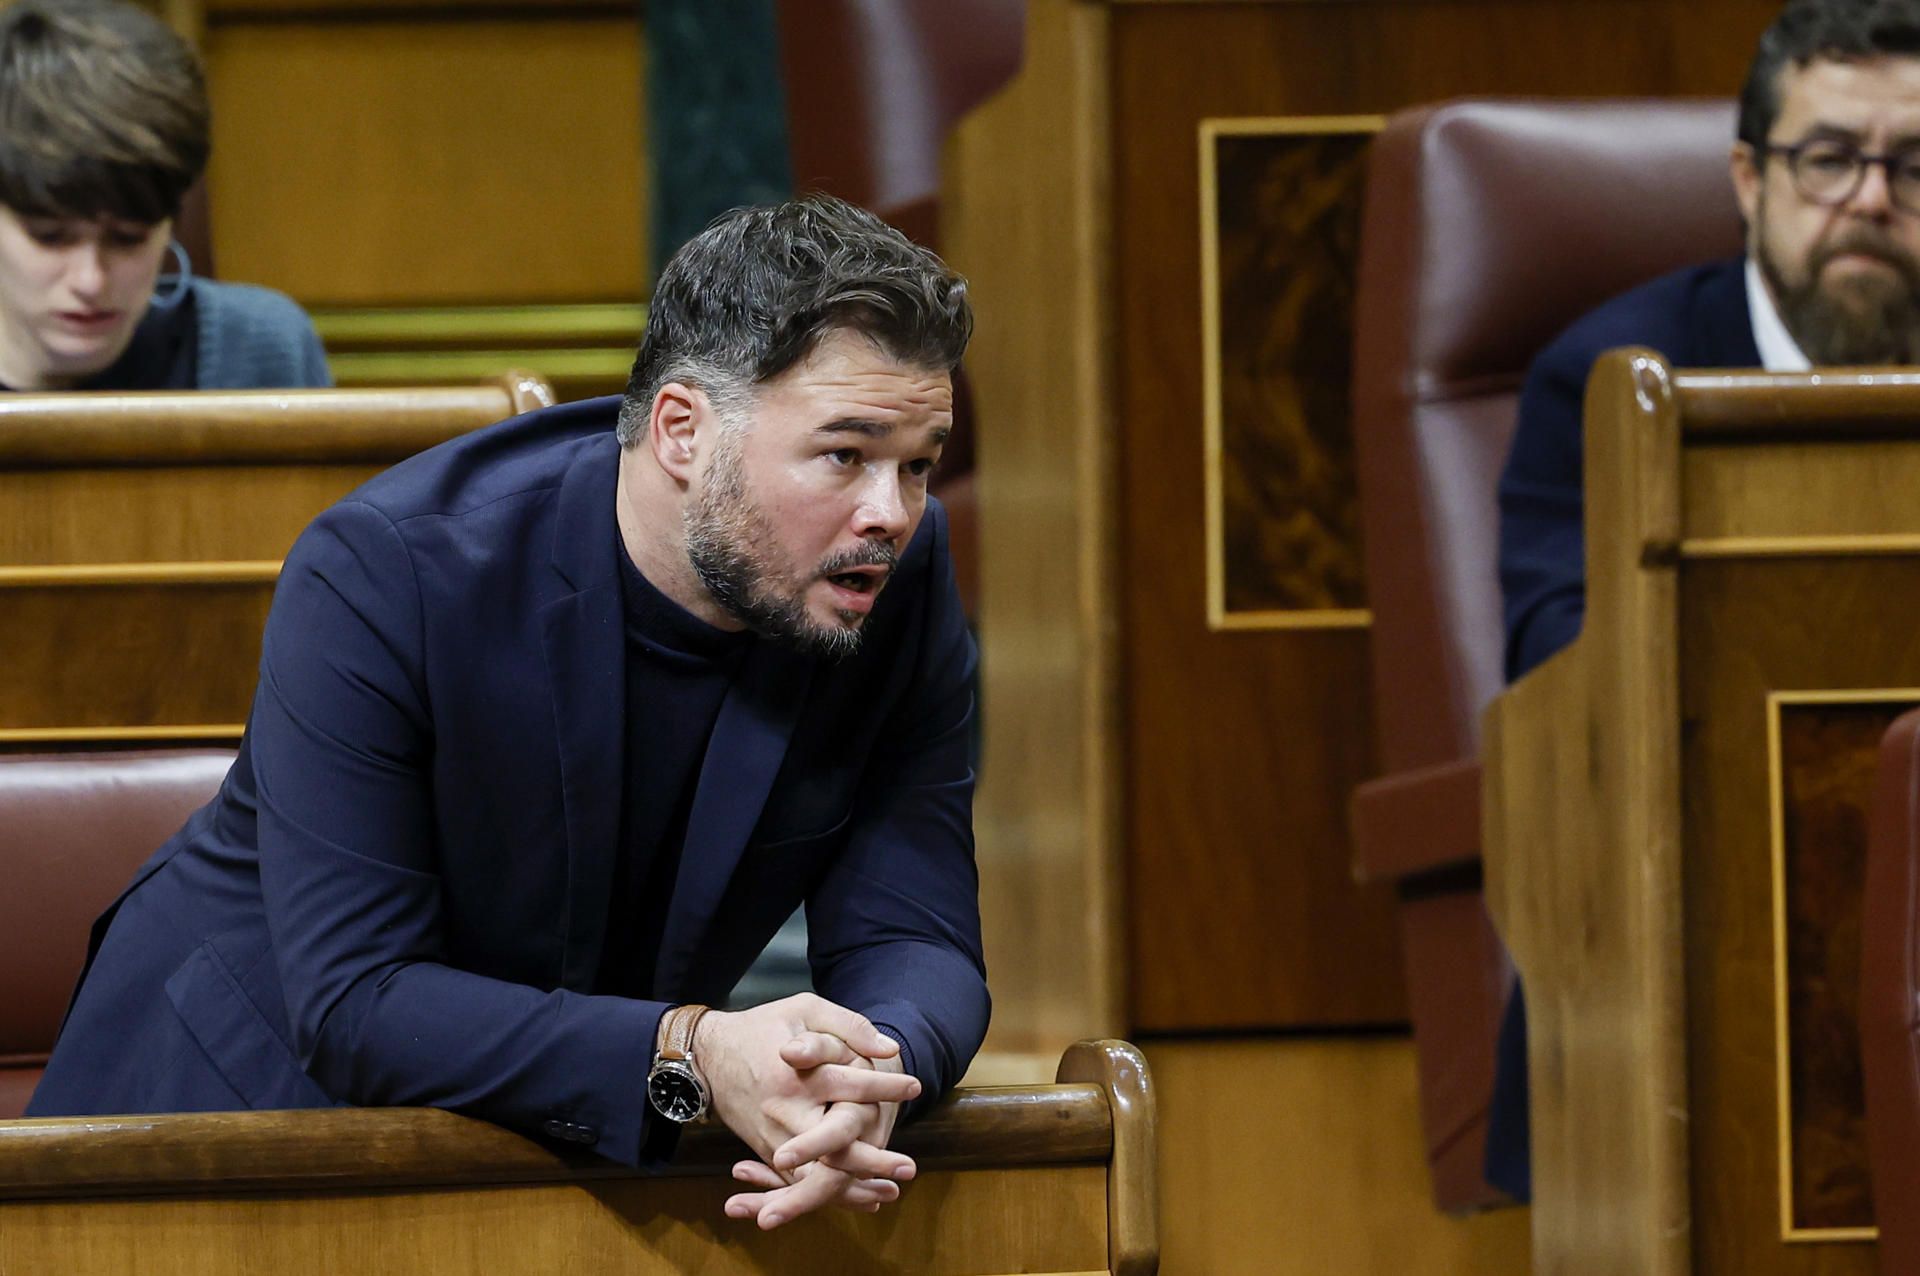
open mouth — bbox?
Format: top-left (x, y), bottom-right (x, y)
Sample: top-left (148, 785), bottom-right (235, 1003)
top-left (826, 567), bottom-right (888, 595)
top-left (822, 565), bottom-right (892, 616)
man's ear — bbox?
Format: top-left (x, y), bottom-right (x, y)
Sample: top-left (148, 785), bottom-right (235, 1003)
top-left (1730, 141), bottom-right (1763, 230)
top-left (649, 382), bottom-right (703, 483)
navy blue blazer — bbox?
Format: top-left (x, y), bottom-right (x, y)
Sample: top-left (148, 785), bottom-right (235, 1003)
top-left (1486, 256), bottom-right (1762, 1200)
top-left (1498, 256), bottom-right (1761, 680)
top-left (28, 397), bottom-right (991, 1165)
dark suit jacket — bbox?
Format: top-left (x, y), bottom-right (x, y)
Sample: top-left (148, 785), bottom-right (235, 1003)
top-left (27, 397), bottom-right (991, 1165)
top-left (1498, 256), bottom-right (1761, 680)
top-left (1487, 256), bottom-right (1762, 1200)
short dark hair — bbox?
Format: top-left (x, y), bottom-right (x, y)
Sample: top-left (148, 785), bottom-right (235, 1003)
top-left (618, 193), bottom-right (973, 445)
top-left (1739, 0), bottom-right (1920, 148)
top-left (0, 0), bottom-right (210, 224)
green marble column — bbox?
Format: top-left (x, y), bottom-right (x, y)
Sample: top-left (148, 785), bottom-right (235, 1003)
top-left (645, 0), bottom-right (794, 274)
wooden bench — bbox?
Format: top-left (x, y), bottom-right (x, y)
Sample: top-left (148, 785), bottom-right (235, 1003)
top-left (0, 1039), bottom-right (1156, 1275)
top-left (0, 375), bottom-right (552, 748)
top-left (1484, 352), bottom-right (1920, 1274)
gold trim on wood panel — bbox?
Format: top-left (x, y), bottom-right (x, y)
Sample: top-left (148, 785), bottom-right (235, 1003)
top-left (0, 724), bottom-right (246, 743)
top-left (328, 349), bottom-right (638, 385)
top-left (1212, 608), bottom-right (1372, 631)
top-left (1765, 693), bottom-right (1792, 1242)
top-left (1784, 1228), bottom-right (1880, 1245)
top-left (0, 561), bottom-right (281, 587)
top-left (313, 303), bottom-right (647, 347)
top-left (1767, 687), bottom-right (1920, 705)
top-left (1682, 534), bottom-right (1920, 559)
top-left (1202, 115), bottom-right (1388, 138)
top-left (1199, 114), bottom-right (1384, 633)
top-left (1767, 688), bottom-right (1920, 1244)
top-left (314, 303), bottom-right (645, 389)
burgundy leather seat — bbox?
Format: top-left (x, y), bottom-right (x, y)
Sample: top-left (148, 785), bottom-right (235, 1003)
top-left (1349, 98), bottom-right (1743, 1210)
top-left (1864, 707), bottom-right (1920, 1274)
top-left (0, 750), bottom-right (233, 1117)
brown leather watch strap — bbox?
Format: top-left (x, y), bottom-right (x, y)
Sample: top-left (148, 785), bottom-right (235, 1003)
top-left (660, 1004), bottom-right (711, 1062)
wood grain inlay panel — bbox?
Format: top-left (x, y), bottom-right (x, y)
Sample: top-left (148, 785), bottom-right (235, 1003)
top-left (1207, 125), bottom-right (1372, 620)
top-left (1777, 698), bottom-right (1916, 1233)
top-left (1681, 556), bottom-right (1920, 1273)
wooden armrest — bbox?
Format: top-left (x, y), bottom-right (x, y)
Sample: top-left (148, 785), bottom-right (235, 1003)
top-left (0, 386), bottom-right (533, 468)
top-left (1351, 757), bottom-right (1483, 883)
top-left (0, 1082), bottom-right (1117, 1200)
top-left (1059, 1038), bottom-right (1157, 1276)
top-left (0, 1040), bottom-right (1160, 1275)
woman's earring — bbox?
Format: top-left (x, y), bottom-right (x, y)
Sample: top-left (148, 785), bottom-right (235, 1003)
top-left (150, 240), bottom-right (192, 311)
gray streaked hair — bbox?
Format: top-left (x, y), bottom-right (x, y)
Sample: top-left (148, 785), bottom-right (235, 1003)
top-left (616, 192), bottom-right (972, 446)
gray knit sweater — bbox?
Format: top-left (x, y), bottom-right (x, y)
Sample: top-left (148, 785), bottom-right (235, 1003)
top-left (190, 278), bottom-right (331, 389)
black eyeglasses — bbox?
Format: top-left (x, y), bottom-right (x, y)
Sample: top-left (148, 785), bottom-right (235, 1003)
top-left (1760, 138), bottom-right (1920, 213)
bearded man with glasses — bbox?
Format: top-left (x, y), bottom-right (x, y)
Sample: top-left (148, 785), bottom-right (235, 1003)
top-left (1491, 0), bottom-right (1920, 1203)
top-left (1746, 83), bottom-right (1920, 366)
top-left (1503, 0), bottom-right (1920, 682)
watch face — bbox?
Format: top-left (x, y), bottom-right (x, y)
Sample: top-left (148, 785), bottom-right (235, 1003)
top-left (648, 1062), bottom-right (707, 1123)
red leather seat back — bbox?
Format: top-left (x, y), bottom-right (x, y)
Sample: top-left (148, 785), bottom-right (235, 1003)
top-left (1354, 98), bottom-right (1744, 768)
top-left (1349, 98), bottom-right (1743, 1211)
top-left (0, 750), bottom-right (234, 1117)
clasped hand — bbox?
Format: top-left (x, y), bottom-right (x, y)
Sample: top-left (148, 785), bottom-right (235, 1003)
top-left (694, 992), bottom-right (922, 1230)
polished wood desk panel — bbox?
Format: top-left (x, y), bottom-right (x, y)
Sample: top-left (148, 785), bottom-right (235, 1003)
top-left (0, 379), bottom-right (552, 740)
top-left (1483, 354), bottom-right (1920, 1275)
top-left (0, 1039), bottom-right (1156, 1276)
top-left (0, 379), bottom-right (552, 562)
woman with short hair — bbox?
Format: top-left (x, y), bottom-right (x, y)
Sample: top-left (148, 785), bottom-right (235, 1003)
top-left (0, 0), bottom-right (328, 390)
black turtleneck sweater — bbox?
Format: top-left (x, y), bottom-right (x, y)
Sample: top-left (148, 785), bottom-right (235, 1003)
top-left (594, 541), bottom-right (755, 999)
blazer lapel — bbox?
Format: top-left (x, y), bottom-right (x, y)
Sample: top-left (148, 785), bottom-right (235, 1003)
top-left (1702, 255), bottom-right (1764, 368)
top-left (655, 643), bottom-right (814, 996)
top-left (541, 434), bottom-right (626, 990)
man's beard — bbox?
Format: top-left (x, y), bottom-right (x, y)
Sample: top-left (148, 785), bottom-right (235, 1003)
top-left (682, 436), bottom-right (895, 660)
top-left (1758, 196), bottom-right (1920, 365)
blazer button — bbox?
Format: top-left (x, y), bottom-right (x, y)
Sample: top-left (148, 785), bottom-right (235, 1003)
top-left (541, 1119), bottom-right (599, 1146)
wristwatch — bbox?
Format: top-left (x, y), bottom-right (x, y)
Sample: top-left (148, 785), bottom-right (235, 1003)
top-left (646, 1003), bottom-right (712, 1123)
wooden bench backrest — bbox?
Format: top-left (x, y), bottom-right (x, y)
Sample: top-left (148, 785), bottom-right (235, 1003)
top-left (1485, 354), bottom-right (1920, 1275)
top-left (0, 375), bottom-right (554, 748)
